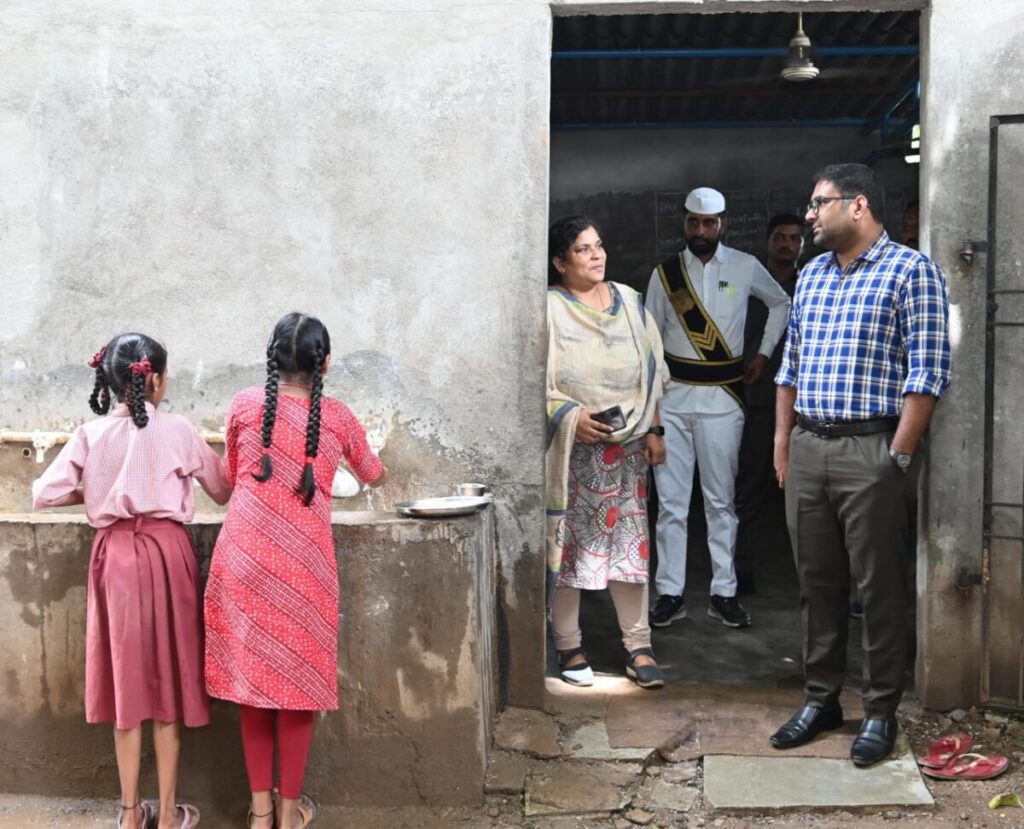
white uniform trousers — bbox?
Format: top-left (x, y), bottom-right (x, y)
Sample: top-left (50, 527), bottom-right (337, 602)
top-left (654, 407), bottom-right (745, 598)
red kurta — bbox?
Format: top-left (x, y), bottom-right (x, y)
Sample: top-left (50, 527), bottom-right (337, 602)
top-left (204, 386), bottom-right (383, 710)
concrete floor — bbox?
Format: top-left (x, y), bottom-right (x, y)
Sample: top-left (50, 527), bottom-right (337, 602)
top-left (571, 483), bottom-right (911, 693)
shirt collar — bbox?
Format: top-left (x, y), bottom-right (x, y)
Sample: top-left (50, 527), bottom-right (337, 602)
top-left (111, 401), bottom-right (156, 417)
top-left (684, 243), bottom-right (727, 267)
top-left (860, 231), bottom-right (891, 263)
top-left (830, 230), bottom-right (890, 270)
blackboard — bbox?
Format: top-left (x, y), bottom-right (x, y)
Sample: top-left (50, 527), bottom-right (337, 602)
top-left (550, 187), bottom-right (912, 295)
top-left (655, 189), bottom-right (807, 260)
top-left (655, 187), bottom-right (910, 262)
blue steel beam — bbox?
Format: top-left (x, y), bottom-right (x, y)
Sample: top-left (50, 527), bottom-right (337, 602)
top-left (862, 75), bottom-right (920, 136)
top-left (552, 118), bottom-right (870, 131)
top-left (552, 46), bottom-right (919, 60)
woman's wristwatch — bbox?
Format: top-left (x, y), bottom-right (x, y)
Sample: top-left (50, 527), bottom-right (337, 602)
top-left (646, 426), bottom-right (666, 436)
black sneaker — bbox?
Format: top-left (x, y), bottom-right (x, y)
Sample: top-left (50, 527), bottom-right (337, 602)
top-left (649, 594), bottom-right (686, 628)
top-left (708, 595), bottom-right (751, 628)
top-left (848, 599), bottom-right (864, 620)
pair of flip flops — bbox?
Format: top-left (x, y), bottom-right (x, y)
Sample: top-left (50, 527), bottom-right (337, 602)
top-left (117, 801), bottom-right (153, 829)
top-left (918, 733), bottom-right (1009, 780)
top-left (118, 802), bottom-right (199, 829)
top-left (260, 791), bottom-right (317, 828)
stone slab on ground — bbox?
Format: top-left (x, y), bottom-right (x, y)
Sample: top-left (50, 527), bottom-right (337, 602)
top-left (543, 675), bottom-right (633, 717)
top-left (525, 763), bottom-right (631, 817)
top-left (495, 707), bottom-right (561, 758)
top-left (606, 684), bottom-right (866, 759)
top-left (634, 777), bottom-right (699, 813)
top-left (485, 750), bottom-right (529, 794)
top-left (703, 735), bottom-right (934, 810)
top-left (527, 758), bottom-right (644, 790)
top-left (562, 720), bottom-right (654, 762)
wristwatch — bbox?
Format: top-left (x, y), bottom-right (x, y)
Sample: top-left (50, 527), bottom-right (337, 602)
top-left (646, 426), bottom-right (666, 437)
top-left (888, 447), bottom-right (912, 471)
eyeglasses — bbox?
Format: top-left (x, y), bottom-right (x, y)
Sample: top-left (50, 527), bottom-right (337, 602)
top-left (806, 196), bottom-right (853, 215)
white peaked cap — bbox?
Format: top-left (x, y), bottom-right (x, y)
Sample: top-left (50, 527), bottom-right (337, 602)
top-left (684, 187), bottom-right (726, 214)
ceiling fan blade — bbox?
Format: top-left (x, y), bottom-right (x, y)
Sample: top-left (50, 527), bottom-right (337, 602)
top-left (706, 73), bottom-right (786, 87)
top-left (816, 66), bottom-right (896, 80)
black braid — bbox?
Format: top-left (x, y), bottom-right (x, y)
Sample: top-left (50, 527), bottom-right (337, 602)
top-left (296, 344), bottom-right (325, 506)
top-left (127, 368), bottom-right (149, 428)
top-left (88, 365), bottom-right (111, 415)
top-left (252, 343), bottom-right (279, 482)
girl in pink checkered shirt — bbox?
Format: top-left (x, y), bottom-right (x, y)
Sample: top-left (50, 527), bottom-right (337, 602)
top-left (33, 332), bottom-right (232, 829)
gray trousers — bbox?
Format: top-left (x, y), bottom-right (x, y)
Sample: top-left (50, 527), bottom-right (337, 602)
top-left (785, 426), bottom-right (919, 717)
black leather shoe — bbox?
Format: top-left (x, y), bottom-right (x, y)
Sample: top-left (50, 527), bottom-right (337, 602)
top-left (851, 716), bottom-right (898, 767)
top-left (769, 703), bottom-right (844, 749)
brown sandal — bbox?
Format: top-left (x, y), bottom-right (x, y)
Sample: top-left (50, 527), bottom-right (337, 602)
top-left (294, 794), bottom-right (317, 828)
top-left (247, 806), bottom-right (275, 828)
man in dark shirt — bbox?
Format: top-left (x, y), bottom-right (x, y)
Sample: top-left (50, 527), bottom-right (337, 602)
top-left (734, 213), bottom-right (803, 593)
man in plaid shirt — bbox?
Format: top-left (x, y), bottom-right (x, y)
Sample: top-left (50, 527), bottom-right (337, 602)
top-left (768, 164), bottom-right (951, 767)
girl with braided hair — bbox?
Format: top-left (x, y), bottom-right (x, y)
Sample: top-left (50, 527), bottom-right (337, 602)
top-left (33, 332), bottom-right (232, 829)
top-left (204, 312), bottom-right (387, 829)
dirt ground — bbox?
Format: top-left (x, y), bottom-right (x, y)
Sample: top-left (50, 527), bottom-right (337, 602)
top-left (2, 701), bottom-right (1022, 828)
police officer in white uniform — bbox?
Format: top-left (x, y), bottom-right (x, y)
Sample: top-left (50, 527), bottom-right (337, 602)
top-left (647, 188), bottom-right (791, 629)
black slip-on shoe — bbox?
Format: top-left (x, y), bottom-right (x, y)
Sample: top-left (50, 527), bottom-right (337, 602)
top-left (770, 703), bottom-right (844, 749)
top-left (851, 716), bottom-right (898, 767)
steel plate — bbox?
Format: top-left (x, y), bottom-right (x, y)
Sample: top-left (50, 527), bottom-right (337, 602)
top-left (395, 495), bottom-right (490, 518)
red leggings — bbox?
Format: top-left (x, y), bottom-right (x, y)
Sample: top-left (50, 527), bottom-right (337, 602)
top-left (239, 705), bottom-right (315, 799)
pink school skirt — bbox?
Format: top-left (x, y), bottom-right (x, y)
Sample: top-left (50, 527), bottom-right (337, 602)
top-left (86, 516), bottom-right (211, 729)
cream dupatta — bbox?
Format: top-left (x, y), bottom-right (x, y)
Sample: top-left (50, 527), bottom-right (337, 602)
top-left (545, 282), bottom-right (668, 573)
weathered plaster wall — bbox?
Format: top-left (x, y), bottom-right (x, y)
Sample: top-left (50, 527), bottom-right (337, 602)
top-left (0, 2), bottom-right (549, 708)
top-left (0, 511), bottom-right (495, 806)
top-left (917, 0), bottom-right (1024, 710)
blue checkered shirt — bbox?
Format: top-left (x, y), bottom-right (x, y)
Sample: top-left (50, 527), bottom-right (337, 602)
top-left (775, 231), bottom-right (951, 420)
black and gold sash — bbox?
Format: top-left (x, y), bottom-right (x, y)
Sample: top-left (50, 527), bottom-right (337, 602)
top-left (657, 253), bottom-right (745, 408)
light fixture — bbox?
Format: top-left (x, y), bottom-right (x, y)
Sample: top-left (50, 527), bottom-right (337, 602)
top-left (904, 124), bottom-right (921, 165)
top-left (781, 13), bottom-right (820, 82)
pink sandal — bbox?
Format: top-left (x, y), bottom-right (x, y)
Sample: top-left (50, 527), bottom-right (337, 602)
top-left (917, 732), bottom-right (973, 769)
top-left (294, 794), bottom-right (317, 828)
top-left (174, 803), bottom-right (201, 828)
top-left (920, 752), bottom-right (1009, 781)
top-left (116, 801), bottom-right (154, 829)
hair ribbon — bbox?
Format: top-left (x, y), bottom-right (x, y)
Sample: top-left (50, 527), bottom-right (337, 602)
top-left (88, 347), bottom-right (107, 369)
top-left (130, 356), bottom-right (153, 376)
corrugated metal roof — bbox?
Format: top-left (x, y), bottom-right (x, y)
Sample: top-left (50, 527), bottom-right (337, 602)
top-left (551, 11), bottom-right (919, 129)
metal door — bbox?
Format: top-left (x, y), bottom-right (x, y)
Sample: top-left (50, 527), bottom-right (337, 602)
top-left (982, 114), bottom-right (1024, 710)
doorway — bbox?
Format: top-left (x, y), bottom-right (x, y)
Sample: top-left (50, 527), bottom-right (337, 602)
top-left (548, 8), bottom-right (922, 690)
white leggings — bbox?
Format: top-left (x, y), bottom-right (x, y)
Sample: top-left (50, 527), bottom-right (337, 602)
top-left (551, 582), bottom-right (652, 654)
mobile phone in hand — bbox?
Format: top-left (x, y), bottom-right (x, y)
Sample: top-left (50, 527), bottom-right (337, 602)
top-left (591, 405), bottom-right (627, 431)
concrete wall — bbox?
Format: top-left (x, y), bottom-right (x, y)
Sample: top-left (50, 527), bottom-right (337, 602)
top-left (917, 0), bottom-right (1024, 710)
top-left (0, 511), bottom-right (496, 806)
top-left (0, 1), bottom-right (549, 709)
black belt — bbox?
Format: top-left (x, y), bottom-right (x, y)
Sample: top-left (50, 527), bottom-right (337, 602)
top-left (797, 415), bottom-right (899, 439)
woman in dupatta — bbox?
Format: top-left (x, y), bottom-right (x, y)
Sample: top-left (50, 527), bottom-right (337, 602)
top-left (546, 216), bottom-right (670, 689)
